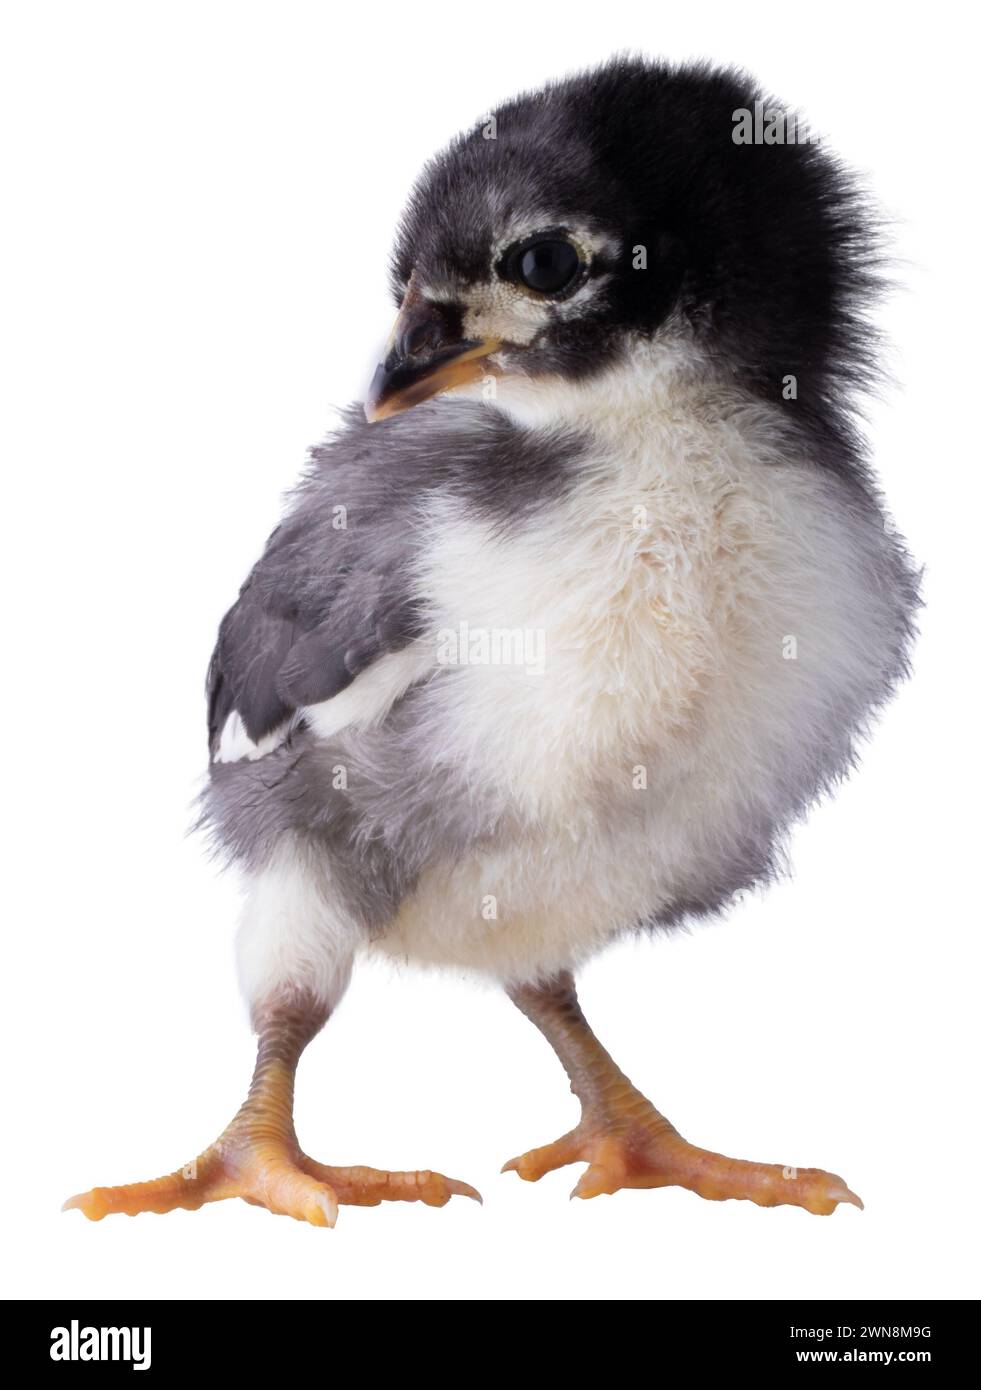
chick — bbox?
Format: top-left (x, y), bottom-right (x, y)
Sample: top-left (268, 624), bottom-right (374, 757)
top-left (66, 58), bottom-right (918, 1225)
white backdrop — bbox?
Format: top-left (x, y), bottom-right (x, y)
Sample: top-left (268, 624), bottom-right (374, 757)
top-left (2, 0), bottom-right (977, 1301)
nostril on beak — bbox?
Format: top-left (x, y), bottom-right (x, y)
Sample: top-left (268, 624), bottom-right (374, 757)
top-left (398, 312), bottom-right (445, 361)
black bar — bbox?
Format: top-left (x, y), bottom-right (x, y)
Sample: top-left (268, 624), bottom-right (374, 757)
top-left (2, 1299), bottom-right (972, 1374)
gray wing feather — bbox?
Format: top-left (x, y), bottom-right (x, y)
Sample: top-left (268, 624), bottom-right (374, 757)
top-left (205, 399), bottom-right (582, 759)
top-left (206, 453), bottom-right (422, 758)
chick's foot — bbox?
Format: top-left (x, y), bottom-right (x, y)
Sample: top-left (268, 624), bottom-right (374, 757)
top-left (505, 973), bottom-right (862, 1216)
top-left (64, 1141), bottom-right (480, 1227)
top-left (64, 994), bottom-right (479, 1227)
top-left (503, 1108), bottom-right (862, 1215)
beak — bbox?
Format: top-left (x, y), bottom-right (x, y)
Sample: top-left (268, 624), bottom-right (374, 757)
top-left (364, 283), bottom-right (500, 422)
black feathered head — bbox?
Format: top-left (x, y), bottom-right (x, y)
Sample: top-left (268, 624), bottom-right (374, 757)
top-left (366, 57), bottom-right (881, 436)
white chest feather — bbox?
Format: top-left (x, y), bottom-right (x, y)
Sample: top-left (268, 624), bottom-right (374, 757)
top-left (375, 362), bottom-right (904, 979)
top-left (234, 351), bottom-right (907, 992)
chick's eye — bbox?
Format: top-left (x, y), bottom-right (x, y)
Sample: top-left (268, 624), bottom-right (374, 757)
top-left (513, 239), bottom-right (581, 294)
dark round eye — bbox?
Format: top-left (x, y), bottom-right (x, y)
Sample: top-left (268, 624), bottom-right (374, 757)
top-left (513, 239), bottom-right (582, 295)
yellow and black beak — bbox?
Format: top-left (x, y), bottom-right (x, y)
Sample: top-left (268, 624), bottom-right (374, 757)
top-left (364, 284), bottom-right (500, 423)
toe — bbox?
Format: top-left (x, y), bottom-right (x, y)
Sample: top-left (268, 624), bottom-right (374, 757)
top-left (63, 1150), bottom-right (340, 1227)
top-left (297, 1183), bottom-right (339, 1228)
top-left (418, 1173), bottom-right (483, 1206)
top-left (570, 1139), bottom-right (629, 1200)
top-left (569, 1165), bottom-right (617, 1200)
top-left (502, 1130), bottom-right (582, 1182)
top-left (298, 1157), bottom-right (482, 1208)
top-left (237, 1155), bottom-right (339, 1226)
top-left (791, 1168), bottom-right (864, 1215)
top-left (62, 1168), bottom-right (209, 1220)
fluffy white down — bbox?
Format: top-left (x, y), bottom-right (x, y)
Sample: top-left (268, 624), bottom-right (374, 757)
top-left (242, 339), bottom-right (906, 993)
top-left (237, 839), bottom-right (353, 1013)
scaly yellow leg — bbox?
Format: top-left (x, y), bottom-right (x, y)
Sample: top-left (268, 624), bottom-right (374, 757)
top-left (503, 972), bottom-right (862, 1216)
top-left (65, 993), bottom-right (480, 1226)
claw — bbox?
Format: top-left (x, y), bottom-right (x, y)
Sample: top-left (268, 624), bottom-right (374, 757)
top-left (500, 1153), bottom-right (541, 1179)
top-left (308, 1188), bottom-right (339, 1228)
top-left (825, 1183), bottom-right (865, 1212)
top-left (570, 1165), bottom-right (620, 1201)
top-left (62, 1191), bottom-right (101, 1218)
top-left (447, 1179), bottom-right (483, 1205)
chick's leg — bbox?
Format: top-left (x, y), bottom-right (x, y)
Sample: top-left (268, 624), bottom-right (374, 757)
top-left (64, 992), bottom-right (479, 1226)
top-left (503, 972), bottom-right (861, 1216)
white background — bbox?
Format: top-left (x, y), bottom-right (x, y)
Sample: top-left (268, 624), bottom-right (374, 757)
top-left (2, 0), bottom-right (978, 1302)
